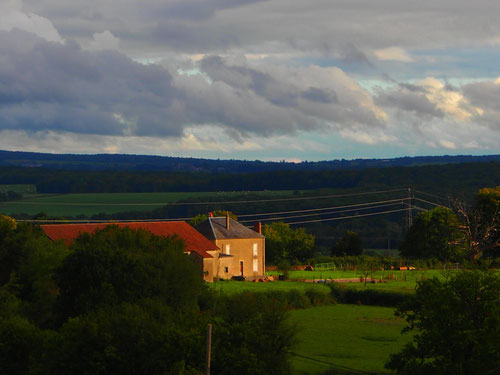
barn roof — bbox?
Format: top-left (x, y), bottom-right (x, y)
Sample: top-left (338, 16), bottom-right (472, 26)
top-left (195, 217), bottom-right (264, 240)
top-left (40, 221), bottom-right (218, 258)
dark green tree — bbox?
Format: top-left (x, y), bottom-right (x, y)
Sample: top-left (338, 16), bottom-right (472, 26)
top-left (55, 226), bottom-right (202, 321)
top-left (47, 301), bottom-right (206, 375)
top-left (399, 207), bottom-right (464, 262)
top-left (386, 270), bottom-right (500, 374)
top-left (331, 230), bottom-right (363, 256)
top-left (0, 216), bottom-right (67, 326)
top-left (212, 292), bottom-right (296, 375)
top-left (262, 222), bottom-right (315, 264)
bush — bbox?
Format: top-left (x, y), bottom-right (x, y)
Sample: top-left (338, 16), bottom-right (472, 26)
top-left (284, 289), bottom-right (311, 309)
top-left (329, 283), bottom-right (409, 307)
top-left (304, 288), bottom-right (332, 306)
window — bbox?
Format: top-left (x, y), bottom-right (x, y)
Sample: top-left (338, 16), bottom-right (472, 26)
top-left (224, 267), bottom-right (228, 273)
top-left (253, 259), bottom-right (259, 272)
top-left (225, 244), bottom-right (230, 255)
top-left (253, 243), bottom-right (258, 256)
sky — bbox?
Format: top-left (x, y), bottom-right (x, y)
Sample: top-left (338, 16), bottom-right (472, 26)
top-left (1, 0), bottom-right (500, 162)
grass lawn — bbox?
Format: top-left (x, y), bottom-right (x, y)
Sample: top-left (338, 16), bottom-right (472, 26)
top-left (267, 269), bottom-right (447, 292)
top-left (211, 280), bottom-right (332, 295)
top-left (289, 304), bottom-right (412, 374)
top-left (0, 190), bottom-right (298, 217)
top-left (211, 269), bottom-right (449, 295)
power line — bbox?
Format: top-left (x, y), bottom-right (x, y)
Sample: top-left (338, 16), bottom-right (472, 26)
top-left (238, 198), bottom-right (409, 218)
top-left (1, 188), bottom-right (407, 207)
top-left (412, 205), bottom-right (429, 211)
top-left (240, 201), bottom-right (406, 223)
top-left (13, 188), bottom-right (449, 225)
top-left (412, 197), bottom-right (447, 208)
top-left (413, 189), bottom-right (452, 202)
top-left (18, 201), bottom-right (407, 224)
top-left (17, 217), bottom-right (196, 223)
top-left (284, 208), bottom-right (409, 225)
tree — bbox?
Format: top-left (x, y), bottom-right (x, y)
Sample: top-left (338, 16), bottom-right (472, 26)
top-left (399, 207), bottom-right (465, 262)
top-left (0, 217), bottom-right (67, 326)
top-left (455, 187), bottom-right (499, 261)
top-left (48, 301), bottom-right (206, 375)
top-left (55, 226), bottom-right (202, 321)
top-left (386, 270), bottom-right (500, 374)
top-left (331, 230), bottom-right (363, 256)
top-left (262, 222), bottom-right (315, 264)
top-left (212, 292), bottom-right (296, 375)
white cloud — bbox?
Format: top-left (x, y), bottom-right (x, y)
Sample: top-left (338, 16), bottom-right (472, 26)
top-left (88, 30), bottom-right (120, 51)
top-left (438, 139), bottom-right (457, 149)
top-left (374, 47), bottom-right (413, 62)
top-left (419, 77), bottom-right (483, 121)
top-left (0, 0), bottom-right (63, 42)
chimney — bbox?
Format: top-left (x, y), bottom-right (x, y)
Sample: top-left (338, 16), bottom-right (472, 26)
top-left (226, 213), bottom-right (230, 230)
top-left (254, 221), bottom-right (262, 234)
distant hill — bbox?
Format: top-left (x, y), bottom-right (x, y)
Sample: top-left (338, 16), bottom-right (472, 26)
top-left (0, 150), bottom-right (499, 173)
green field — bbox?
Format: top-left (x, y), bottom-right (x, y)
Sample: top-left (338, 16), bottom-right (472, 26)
top-left (0, 184), bottom-right (37, 194)
top-left (270, 268), bottom-right (444, 281)
top-left (0, 190), bottom-right (298, 217)
top-left (212, 280), bottom-right (332, 294)
top-left (289, 304), bottom-right (412, 374)
top-left (211, 270), bottom-right (447, 295)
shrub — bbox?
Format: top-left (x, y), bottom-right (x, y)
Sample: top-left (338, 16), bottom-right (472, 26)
top-left (328, 283), bottom-right (409, 307)
top-left (304, 288), bottom-right (332, 306)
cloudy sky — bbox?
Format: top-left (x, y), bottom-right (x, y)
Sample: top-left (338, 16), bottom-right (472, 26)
top-left (1, 0), bottom-right (500, 161)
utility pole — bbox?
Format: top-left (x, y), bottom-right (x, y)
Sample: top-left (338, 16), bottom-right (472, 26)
top-left (206, 324), bottom-right (212, 375)
top-left (406, 187), bottom-right (413, 231)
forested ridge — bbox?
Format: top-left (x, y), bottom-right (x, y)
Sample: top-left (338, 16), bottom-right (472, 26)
top-left (0, 149), bottom-right (499, 173)
top-left (0, 161), bottom-right (498, 195)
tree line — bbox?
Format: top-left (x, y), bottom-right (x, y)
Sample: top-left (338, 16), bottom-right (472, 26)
top-left (0, 161), bottom-right (499, 194)
top-left (1, 149), bottom-right (499, 173)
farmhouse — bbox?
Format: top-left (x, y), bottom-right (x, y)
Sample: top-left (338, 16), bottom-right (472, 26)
top-left (40, 221), bottom-right (220, 282)
top-left (195, 215), bottom-right (266, 280)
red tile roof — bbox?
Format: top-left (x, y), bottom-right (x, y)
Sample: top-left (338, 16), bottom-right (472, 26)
top-left (41, 221), bottom-right (218, 258)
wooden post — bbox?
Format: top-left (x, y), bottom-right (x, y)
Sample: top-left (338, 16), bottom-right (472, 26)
top-left (206, 324), bottom-right (212, 375)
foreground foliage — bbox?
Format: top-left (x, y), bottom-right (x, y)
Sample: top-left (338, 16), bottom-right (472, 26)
top-left (386, 270), bottom-right (500, 375)
top-left (0, 218), bottom-right (295, 375)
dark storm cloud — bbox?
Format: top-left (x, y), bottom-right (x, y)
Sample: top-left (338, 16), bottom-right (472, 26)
top-left (0, 30), bottom-right (180, 137)
top-left (301, 87), bottom-right (338, 104)
top-left (149, 0), bottom-right (268, 21)
top-left (200, 55), bottom-right (338, 107)
top-left (0, 30), bottom-right (386, 141)
top-left (23, 0), bottom-right (500, 64)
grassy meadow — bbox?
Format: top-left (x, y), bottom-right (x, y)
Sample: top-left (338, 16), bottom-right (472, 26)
top-left (0, 189), bottom-right (298, 217)
top-left (211, 277), bottom-right (420, 374)
top-left (289, 304), bottom-right (412, 374)
top-left (211, 269), bottom-right (449, 296)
